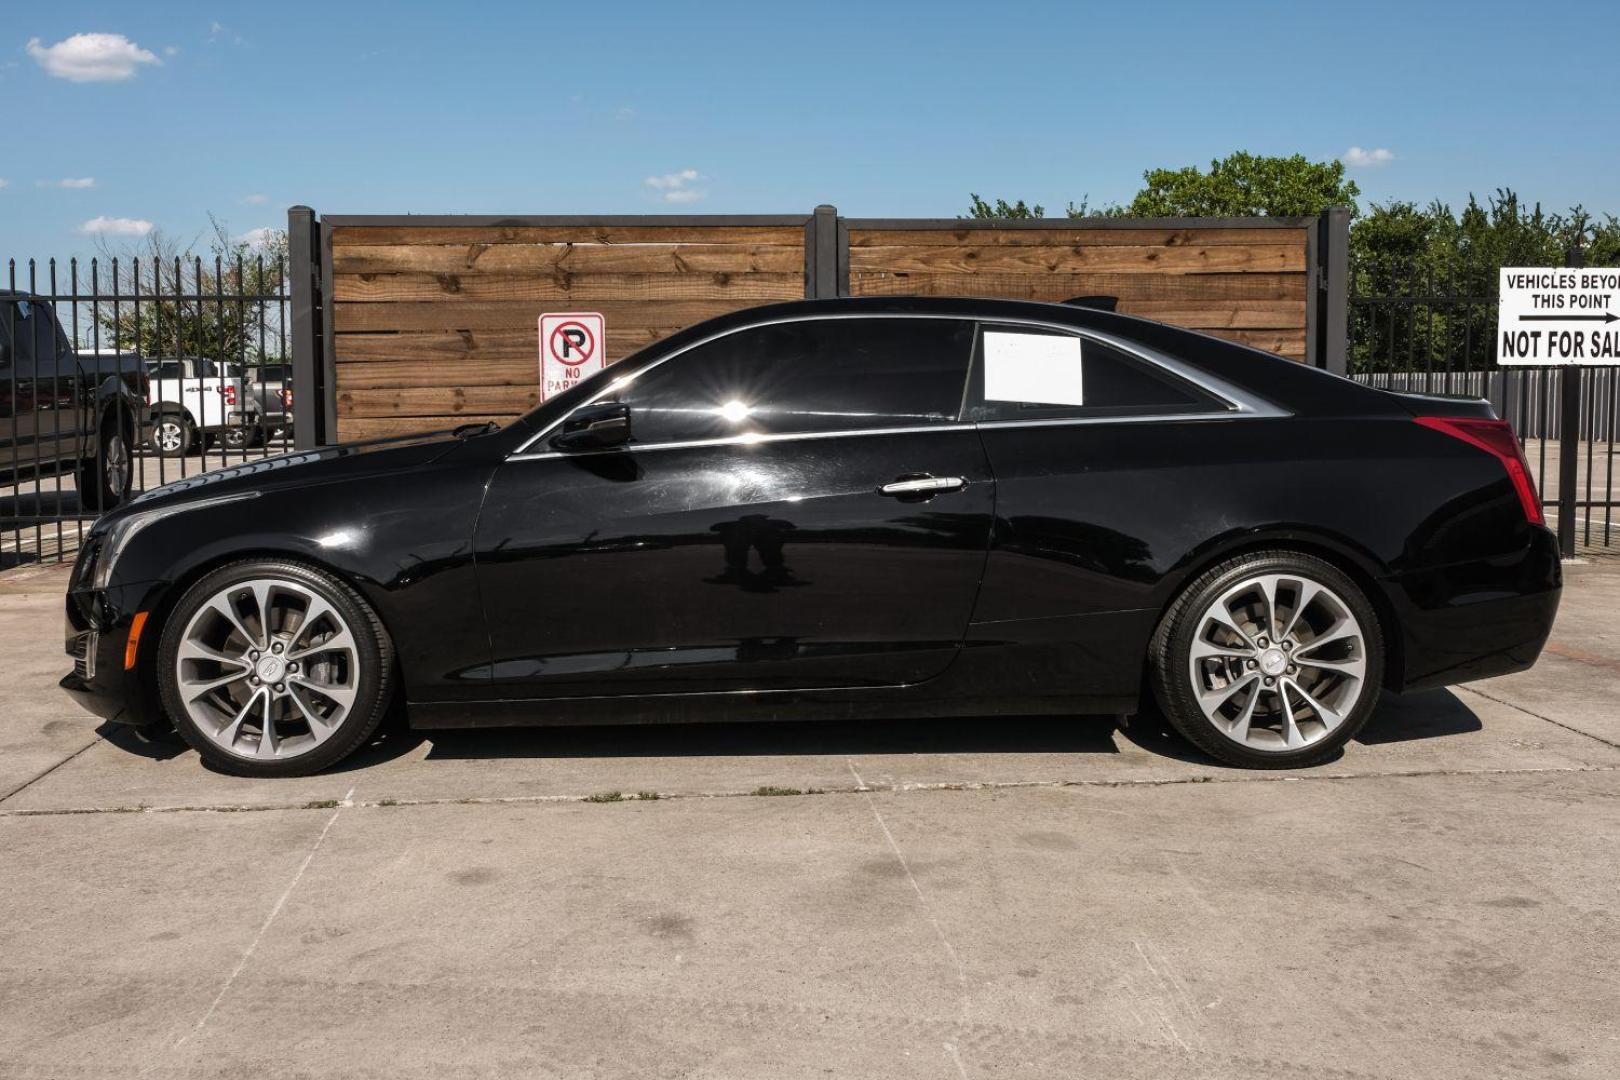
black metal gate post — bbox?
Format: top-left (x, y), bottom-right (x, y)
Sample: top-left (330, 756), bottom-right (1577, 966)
top-left (1314, 206), bottom-right (1351, 375)
top-left (287, 205), bottom-right (325, 450)
top-left (1557, 244), bottom-right (1584, 557)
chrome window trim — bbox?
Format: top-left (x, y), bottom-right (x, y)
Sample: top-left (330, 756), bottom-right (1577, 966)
top-left (509, 311), bottom-right (1288, 460)
top-left (509, 423), bottom-right (975, 462)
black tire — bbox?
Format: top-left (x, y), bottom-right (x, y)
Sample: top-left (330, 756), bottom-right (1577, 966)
top-left (76, 411), bottom-right (133, 511)
top-left (152, 412), bottom-right (195, 459)
top-left (1150, 549), bottom-right (1385, 769)
top-left (156, 559), bottom-right (396, 777)
top-left (221, 424), bottom-right (263, 451)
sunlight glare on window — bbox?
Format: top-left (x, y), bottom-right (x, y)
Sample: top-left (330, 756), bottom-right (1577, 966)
top-left (718, 399), bottom-right (752, 423)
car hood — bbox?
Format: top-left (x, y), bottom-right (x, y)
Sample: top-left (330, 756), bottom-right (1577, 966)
top-left (114, 430), bottom-right (467, 516)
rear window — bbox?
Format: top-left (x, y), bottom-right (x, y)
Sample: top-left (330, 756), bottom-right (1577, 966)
top-left (966, 325), bottom-right (1225, 421)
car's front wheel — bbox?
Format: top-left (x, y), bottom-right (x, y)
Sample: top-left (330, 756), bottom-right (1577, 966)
top-left (156, 560), bottom-right (395, 777)
top-left (1150, 550), bottom-right (1384, 769)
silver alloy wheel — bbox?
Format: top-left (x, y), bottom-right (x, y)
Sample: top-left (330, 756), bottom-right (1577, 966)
top-left (156, 419), bottom-right (185, 454)
top-left (1187, 572), bottom-right (1368, 751)
top-left (104, 434), bottom-right (129, 497)
top-left (174, 577), bottom-right (361, 760)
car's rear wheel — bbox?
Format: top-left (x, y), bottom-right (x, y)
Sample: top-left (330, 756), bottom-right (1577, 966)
top-left (1151, 551), bottom-right (1384, 769)
top-left (157, 560), bottom-right (395, 777)
top-left (152, 413), bottom-right (194, 458)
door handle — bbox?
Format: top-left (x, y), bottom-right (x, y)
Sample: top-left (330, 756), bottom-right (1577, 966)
top-left (878, 475), bottom-right (967, 497)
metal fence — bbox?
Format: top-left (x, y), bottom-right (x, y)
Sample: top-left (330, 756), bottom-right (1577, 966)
top-left (1349, 248), bottom-right (1619, 554)
top-left (2, 256), bottom-right (292, 567)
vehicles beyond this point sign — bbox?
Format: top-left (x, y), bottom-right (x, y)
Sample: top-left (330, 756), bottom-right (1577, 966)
top-left (1497, 267), bottom-right (1620, 365)
top-left (539, 312), bottom-right (607, 399)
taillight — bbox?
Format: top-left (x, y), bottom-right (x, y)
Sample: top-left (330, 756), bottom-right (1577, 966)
top-left (220, 384), bottom-right (238, 406)
top-left (1414, 416), bottom-right (1543, 526)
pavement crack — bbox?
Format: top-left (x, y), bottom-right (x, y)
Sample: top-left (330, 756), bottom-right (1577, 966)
top-left (0, 735), bottom-right (102, 806)
top-left (5, 762), bottom-right (1619, 820)
top-left (173, 785), bottom-right (355, 1049)
top-left (846, 758), bottom-right (970, 1020)
top-left (1458, 684), bottom-right (1620, 750)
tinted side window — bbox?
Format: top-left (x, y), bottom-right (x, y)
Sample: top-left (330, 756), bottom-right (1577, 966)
top-left (966, 325), bottom-right (1224, 422)
top-left (153, 362), bottom-right (187, 380)
top-left (614, 317), bottom-right (973, 444)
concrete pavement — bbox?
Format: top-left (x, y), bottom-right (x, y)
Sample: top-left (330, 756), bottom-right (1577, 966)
top-left (2, 561), bottom-right (1619, 1078)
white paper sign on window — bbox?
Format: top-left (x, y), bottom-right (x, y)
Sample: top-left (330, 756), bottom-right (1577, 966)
top-left (982, 331), bottom-right (1084, 406)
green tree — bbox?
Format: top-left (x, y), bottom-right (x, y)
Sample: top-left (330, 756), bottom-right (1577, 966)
top-left (964, 194), bottom-right (1046, 219)
top-left (1126, 152), bottom-right (1359, 218)
top-left (1348, 190), bottom-right (1620, 374)
top-left (94, 215), bottom-right (289, 364)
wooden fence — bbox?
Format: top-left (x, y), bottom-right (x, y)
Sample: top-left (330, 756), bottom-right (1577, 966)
top-left (843, 220), bottom-right (1312, 361)
top-left (289, 207), bottom-right (1343, 445)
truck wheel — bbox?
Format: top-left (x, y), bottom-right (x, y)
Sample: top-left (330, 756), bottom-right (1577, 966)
top-left (222, 425), bottom-right (264, 451)
top-left (77, 414), bottom-right (133, 511)
top-left (153, 413), bottom-right (195, 458)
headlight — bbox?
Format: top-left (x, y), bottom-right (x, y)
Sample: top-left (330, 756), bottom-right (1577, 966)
top-left (91, 492), bottom-right (260, 591)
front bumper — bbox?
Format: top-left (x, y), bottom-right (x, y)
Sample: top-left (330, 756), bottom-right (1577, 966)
top-left (62, 577), bottom-right (166, 728)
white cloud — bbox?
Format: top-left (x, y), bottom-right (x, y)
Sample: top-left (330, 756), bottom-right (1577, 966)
top-left (1343, 146), bottom-right (1395, 169)
top-left (0, 179), bottom-right (9, 190)
top-left (78, 215), bottom-right (154, 237)
top-left (236, 227), bottom-right (279, 248)
top-left (644, 168), bottom-right (706, 204)
top-left (208, 21), bottom-right (244, 46)
top-left (39, 177), bottom-right (96, 189)
top-left (27, 33), bottom-right (162, 83)
top-left (240, 193), bottom-right (269, 205)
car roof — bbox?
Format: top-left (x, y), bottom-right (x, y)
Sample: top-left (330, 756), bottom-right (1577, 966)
top-left (659, 295), bottom-right (1390, 418)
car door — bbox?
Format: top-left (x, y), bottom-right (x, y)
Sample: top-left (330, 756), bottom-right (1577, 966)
top-left (472, 315), bottom-right (993, 697)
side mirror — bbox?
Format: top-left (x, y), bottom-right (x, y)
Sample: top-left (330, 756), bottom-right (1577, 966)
top-left (550, 401), bottom-right (631, 452)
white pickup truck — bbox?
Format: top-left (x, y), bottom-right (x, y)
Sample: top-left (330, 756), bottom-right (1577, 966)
top-left (145, 357), bottom-right (263, 457)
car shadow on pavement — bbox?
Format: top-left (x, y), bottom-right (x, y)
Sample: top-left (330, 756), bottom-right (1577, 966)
top-left (1116, 687), bottom-right (1484, 768)
top-left (95, 688), bottom-right (1485, 775)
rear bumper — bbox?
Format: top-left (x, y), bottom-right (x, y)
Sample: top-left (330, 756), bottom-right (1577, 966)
top-left (1388, 526), bottom-right (1562, 692)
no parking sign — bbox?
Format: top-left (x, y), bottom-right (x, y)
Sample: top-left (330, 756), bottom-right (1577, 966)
top-left (539, 312), bottom-right (606, 399)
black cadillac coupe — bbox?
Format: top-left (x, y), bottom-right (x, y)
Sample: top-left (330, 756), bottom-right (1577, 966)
top-left (61, 297), bottom-right (1561, 777)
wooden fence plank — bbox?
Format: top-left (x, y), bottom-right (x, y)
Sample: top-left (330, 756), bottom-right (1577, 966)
top-left (335, 357), bottom-right (539, 389)
top-left (331, 243), bottom-right (807, 276)
top-left (1203, 328), bottom-right (1307, 355)
top-left (848, 244), bottom-right (1306, 275)
top-left (333, 299), bottom-right (745, 333)
top-left (332, 271), bottom-right (804, 303)
top-left (337, 385), bottom-right (539, 418)
top-left (848, 227), bottom-right (1307, 248)
top-left (333, 327), bottom-right (672, 363)
top-left (337, 415), bottom-right (514, 441)
top-left (848, 270), bottom-right (1309, 302)
top-left (330, 225), bottom-right (804, 247)
top-left (1118, 300), bottom-right (1304, 329)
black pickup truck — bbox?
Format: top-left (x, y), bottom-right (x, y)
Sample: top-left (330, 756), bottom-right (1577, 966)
top-left (1, 291), bottom-right (147, 510)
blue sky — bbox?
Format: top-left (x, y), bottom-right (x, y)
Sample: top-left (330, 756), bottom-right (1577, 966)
top-left (5, 0), bottom-right (1618, 262)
